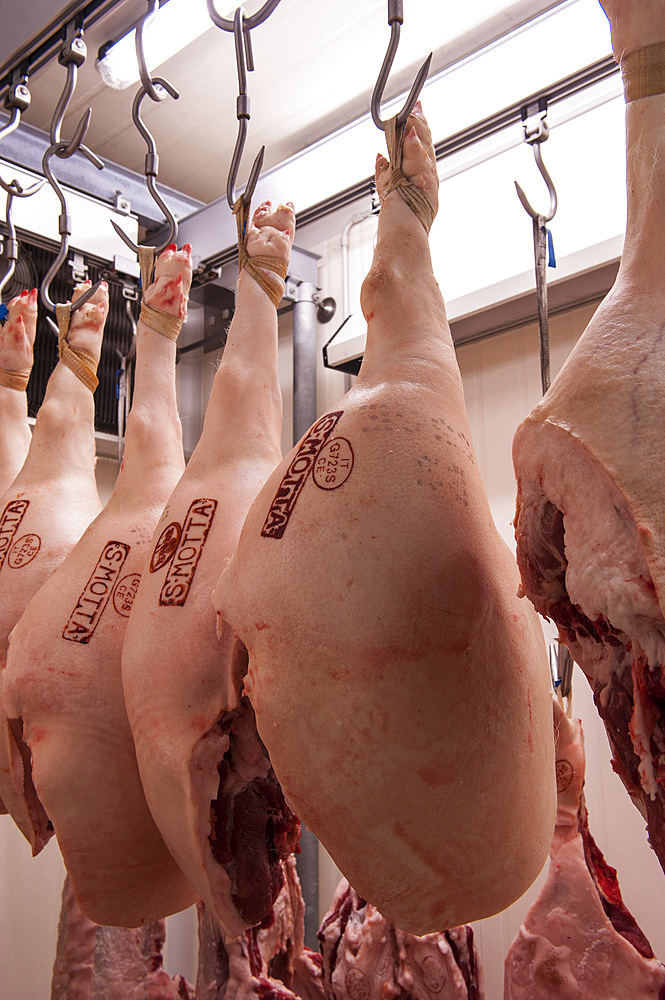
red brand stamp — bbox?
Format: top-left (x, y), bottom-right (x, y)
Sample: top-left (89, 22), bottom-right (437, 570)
top-left (158, 498), bottom-right (217, 607)
top-left (150, 522), bottom-right (182, 573)
top-left (313, 437), bottom-right (354, 490)
top-left (345, 969), bottom-right (369, 1000)
top-left (0, 498), bottom-right (30, 570)
top-left (113, 573), bottom-right (141, 617)
top-left (261, 411), bottom-right (343, 539)
top-left (556, 758), bottom-right (574, 793)
top-left (63, 541), bottom-right (130, 643)
top-left (7, 533), bottom-right (41, 568)
top-left (421, 955), bottom-right (447, 993)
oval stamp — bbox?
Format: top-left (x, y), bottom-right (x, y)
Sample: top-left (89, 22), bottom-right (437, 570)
top-left (421, 954), bottom-right (447, 993)
top-left (313, 437), bottom-right (354, 491)
top-left (150, 522), bottom-right (182, 573)
top-left (556, 758), bottom-right (574, 793)
top-left (113, 573), bottom-right (141, 618)
top-left (345, 968), bottom-right (369, 1000)
top-left (8, 533), bottom-right (41, 569)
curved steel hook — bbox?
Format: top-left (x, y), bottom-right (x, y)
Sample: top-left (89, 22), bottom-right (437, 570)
top-left (371, 0), bottom-right (432, 131)
top-left (0, 183), bottom-right (20, 299)
top-left (207, 0), bottom-right (281, 34)
top-left (135, 0), bottom-right (171, 104)
top-left (40, 29), bottom-right (104, 319)
top-left (514, 115), bottom-right (558, 223)
top-left (226, 7), bottom-right (264, 209)
top-left (111, 76), bottom-right (180, 255)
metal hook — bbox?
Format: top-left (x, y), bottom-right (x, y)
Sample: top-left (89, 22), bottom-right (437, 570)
top-left (549, 642), bottom-right (573, 702)
top-left (110, 76), bottom-right (180, 255)
top-left (207, 0), bottom-right (281, 33)
top-left (0, 73), bottom-right (45, 198)
top-left (0, 177), bottom-right (47, 302)
top-left (371, 0), bottom-right (432, 131)
top-left (40, 25), bottom-right (104, 319)
top-left (514, 108), bottom-right (558, 223)
top-left (134, 0), bottom-right (171, 104)
top-left (226, 7), bottom-right (265, 210)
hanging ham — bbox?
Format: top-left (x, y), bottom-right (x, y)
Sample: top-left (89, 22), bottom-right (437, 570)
top-left (0, 288), bottom-right (36, 494)
top-left (0, 281), bottom-right (107, 849)
top-left (2, 247), bottom-right (197, 925)
top-left (122, 202), bottom-right (300, 938)
top-left (504, 699), bottom-right (665, 998)
top-left (512, 0), bottom-right (665, 875)
top-left (212, 103), bottom-right (556, 934)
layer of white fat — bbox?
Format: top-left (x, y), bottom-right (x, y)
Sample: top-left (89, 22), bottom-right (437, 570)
top-left (518, 422), bottom-right (665, 799)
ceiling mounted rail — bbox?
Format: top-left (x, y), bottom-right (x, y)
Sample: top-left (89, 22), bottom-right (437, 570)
top-left (0, 0), bottom-right (121, 100)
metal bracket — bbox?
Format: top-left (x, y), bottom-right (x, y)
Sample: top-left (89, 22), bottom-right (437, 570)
top-left (69, 251), bottom-right (88, 283)
top-left (115, 192), bottom-right (131, 215)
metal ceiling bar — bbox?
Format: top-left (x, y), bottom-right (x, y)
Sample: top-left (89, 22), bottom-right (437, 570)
top-left (198, 54), bottom-right (619, 272)
top-left (0, 0), bottom-right (122, 98)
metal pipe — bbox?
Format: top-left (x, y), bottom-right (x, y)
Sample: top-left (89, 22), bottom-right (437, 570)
top-left (292, 280), bottom-right (317, 443)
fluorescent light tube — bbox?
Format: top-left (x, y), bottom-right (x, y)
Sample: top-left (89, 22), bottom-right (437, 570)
top-left (96, 0), bottom-right (216, 90)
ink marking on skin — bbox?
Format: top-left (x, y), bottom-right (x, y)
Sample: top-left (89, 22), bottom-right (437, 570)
top-left (556, 758), bottom-right (574, 794)
top-left (0, 498), bottom-right (29, 570)
top-left (63, 541), bottom-right (130, 643)
top-left (345, 968), bottom-right (370, 1000)
top-left (150, 521), bottom-right (182, 573)
top-left (261, 411), bottom-right (344, 539)
top-left (159, 498), bottom-right (217, 607)
top-left (7, 533), bottom-right (41, 568)
top-left (113, 573), bottom-right (141, 617)
top-left (421, 955), bottom-right (447, 993)
top-left (313, 438), bottom-right (354, 491)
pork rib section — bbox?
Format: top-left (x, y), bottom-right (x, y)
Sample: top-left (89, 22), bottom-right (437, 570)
top-left (213, 104), bottom-right (555, 933)
top-left (318, 879), bottom-right (483, 1000)
top-left (122, 203), bottom-right (300, 937)
top-left (51, 875), bottom-right (194, 1000)
top-left (504, 701), bottom-right (665, 998)
top-left (513, 2), bottom-right (665, 873)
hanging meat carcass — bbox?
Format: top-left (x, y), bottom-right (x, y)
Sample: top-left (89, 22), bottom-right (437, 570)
top-left (0, 289), bottom-right (36, 494)
top-left (318, 880), bottom-right (483, 1000)
top-left (2, 247), bottom-right (197, 925)
top-left (212, 103), bottom-right (556, 934)
top-left (122, 202), bottom-right (301, 938)
top-left (512, 0), bottom-right (665, 874)
top-left (504, 699), bottom-right (665, 997)
top-left (51, 875), bottom-right (194, 1000)
top-left (0, 281), bottom-right (107, 848)
top-left (196, 856), bottom-right (324, 1000)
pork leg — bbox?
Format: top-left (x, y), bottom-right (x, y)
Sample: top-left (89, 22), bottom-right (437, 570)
top-left (122, 203), bottom-right (300, 938)
top-left (213, 104), bottom-right (556, 933)
top-left (0, 288), bottom-right (36, 493)
top-left (0, 281), bottom-right (107, 849)
top-left (2, 247), bottom-right (197, 925)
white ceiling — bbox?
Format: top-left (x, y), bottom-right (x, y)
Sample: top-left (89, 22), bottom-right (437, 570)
top-left (14, 0), bottom-right (567, 206)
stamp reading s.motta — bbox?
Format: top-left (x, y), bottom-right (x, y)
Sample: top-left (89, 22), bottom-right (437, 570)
top-left (158, 498), bottom-right (218, 607)
top-left (261, 411), bottom-right (344, 539)
top-left (62, 541), bottom-right (130, 643)
top-left (0, 498), bottom-right (30, 570)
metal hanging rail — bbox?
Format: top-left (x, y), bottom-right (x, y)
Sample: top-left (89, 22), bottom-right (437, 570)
top-left (202, 52), bottom-right (618, 272)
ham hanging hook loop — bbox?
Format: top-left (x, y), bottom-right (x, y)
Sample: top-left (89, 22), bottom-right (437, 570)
top-left (111, 1), bottom-right (180, 257)
top-left (206, 1), bottom-right (283, 209)
top-left (515, 102), bottom-right (559, 395)
top-left (0, 72), bottom-right (45, 305)
top-left (371, 0), bottom-right (432, 131)
top-left (40, 21), bottom-right (104, 323)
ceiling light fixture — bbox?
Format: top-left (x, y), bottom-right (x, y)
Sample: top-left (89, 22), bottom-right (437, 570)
top-left (96, 0), bottom-right (217, 90)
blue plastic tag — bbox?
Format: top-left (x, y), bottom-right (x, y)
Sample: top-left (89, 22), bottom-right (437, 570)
top-left (546, 227), bottom-right (556, 268)
top-left (0, 304), bottom-right (8, 322)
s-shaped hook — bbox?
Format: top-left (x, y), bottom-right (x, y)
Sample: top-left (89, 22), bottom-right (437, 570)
top-left (371, 0), bottom-right (432, 131)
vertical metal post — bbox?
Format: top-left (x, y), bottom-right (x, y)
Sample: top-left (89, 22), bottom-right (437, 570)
top-left (292, 280), bottom-right (317, 443)
top-left (291, 277), bottom-right (320, 946)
